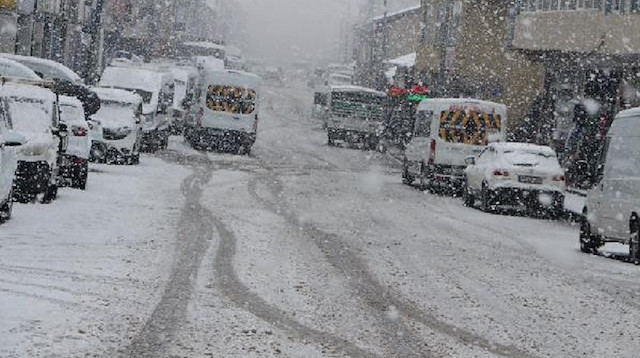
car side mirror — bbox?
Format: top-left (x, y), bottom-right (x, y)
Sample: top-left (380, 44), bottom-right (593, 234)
top-left (464, 156), bottom-right (476, 166)
top-left (2, 130), bottom-right (27, 146)
top-left (55, 123), bottom-right (69, 138)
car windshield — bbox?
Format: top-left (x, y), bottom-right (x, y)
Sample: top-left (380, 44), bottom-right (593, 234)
top-left (60, 104), bottom-right (85, 123)
top-left (4, 3), bottom-right (640, 358)
top-left (8, 98), bottom-right (52, 133)
top-left (93, 102), bottom-right (136, 128)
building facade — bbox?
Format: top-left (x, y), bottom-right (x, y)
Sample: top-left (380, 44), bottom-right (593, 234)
top-left (353, 5), bottom-right (423, 89)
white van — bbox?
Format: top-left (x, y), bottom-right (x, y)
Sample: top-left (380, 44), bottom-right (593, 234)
top-left (580, 107), bottom-right (640, 261)
top-left (185, 69), bottom-right (260, 155)
top-left (326, 86), bottom-right (387, 149)
top-left (403, 98), bottom-right (508, 193)
top-left (1, 83), bottom-right (64, 203)
top-left (99, 66), bottom-right (174, 152)
top-left (92, 87), bottom-right (143, 165)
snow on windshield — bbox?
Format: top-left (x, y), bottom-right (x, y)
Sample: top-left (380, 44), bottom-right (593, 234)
top-left (93, 102), bottom-right (136, 129)
top-left (8, 98), bottom-right (52, 133)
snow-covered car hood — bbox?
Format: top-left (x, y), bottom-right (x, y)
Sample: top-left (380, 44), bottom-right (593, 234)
top-left (15, 131), bottom-right (58, 163)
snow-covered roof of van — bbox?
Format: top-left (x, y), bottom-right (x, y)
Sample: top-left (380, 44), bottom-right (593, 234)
top-left (330, 85), bottom-right (386, 97)
top-left (99, 67), bottom-right (165, 91)
top-left (418, 98), bottom-right (507, 111)
top-left (616, 107), bottom-right (640, 119)
top-left (92, 87), bottom-right (142, 105)
top-left (0, 53), bottom-right (83, 84)
top-left (0, 58), bottom-right (43, 80)
top-left (184, 41), bottom-right (226, 51)
top-left (489, 142), bottom-right (556, 155)
top-left (0, 82), bottom-right (56, 102)
top-left (59, 95), bottom-right (83, 107)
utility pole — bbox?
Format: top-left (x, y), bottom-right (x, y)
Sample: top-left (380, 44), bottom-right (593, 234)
top-left (378, 0), bottom-right (388, 90)
top-left (85, 0), bottom-right (104, 84)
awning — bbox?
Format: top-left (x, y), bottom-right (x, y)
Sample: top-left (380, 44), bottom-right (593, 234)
top-left (385, 52), bottom-right (416, 68)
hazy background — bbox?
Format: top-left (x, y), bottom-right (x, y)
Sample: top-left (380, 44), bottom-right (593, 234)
top-left (214, 0), bottom-right (419, 65)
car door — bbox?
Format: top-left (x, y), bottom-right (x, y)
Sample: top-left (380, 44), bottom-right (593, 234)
top-left (0, 99), bottom-right (13, 199)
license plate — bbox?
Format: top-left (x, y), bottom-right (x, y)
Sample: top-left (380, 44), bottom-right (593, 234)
top-left (518, 175), bottom-right (543, 184)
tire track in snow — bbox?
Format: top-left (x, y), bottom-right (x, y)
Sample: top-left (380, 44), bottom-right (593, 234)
top-left (136, 150), bottom-right (379, 358)
top-left (124, 153), bottom-right (215, 358)
top-left (247, 168), bottom-right (540, 358)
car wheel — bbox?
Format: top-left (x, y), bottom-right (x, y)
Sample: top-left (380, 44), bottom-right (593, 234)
top-left (481, 183), bottom-right (493, 212)
top-left (402, 158), bottom-right (414, 185)
top-left (327, 132), bottom-right (335, 146)
top-left (579, 211), bottom-right (598, 254)
top-left (463, 182), bottom-right (474, 208)
top-left (629, 216), bottom-right (640, 264)
top-left (41, 183), bottom-right (58, 204)
top-left (0, 189), bottom-right (14, 223)
top-left (418, 163), bottom-right (431, 192)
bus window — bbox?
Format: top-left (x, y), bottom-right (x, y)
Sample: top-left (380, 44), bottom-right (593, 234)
top-left (414, 110), bottom-right (433, 137)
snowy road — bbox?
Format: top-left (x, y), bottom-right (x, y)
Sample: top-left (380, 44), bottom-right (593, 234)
top-left (2, 83), bottom-right (640, 357)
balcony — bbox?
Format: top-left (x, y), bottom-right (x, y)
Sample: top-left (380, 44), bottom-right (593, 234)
top-left (511, 4), bottom-right (640, 54)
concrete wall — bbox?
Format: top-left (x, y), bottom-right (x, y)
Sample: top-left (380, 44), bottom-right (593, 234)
top-left (513, 10), bottom-right (640, 54)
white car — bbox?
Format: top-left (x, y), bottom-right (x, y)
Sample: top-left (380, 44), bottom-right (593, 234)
top-left (59, 96), bottom-right (90, 189)
top-left (580, 107), bottom-right (640, 260)
top-left (0, 97), bottom-right (19, 223)
top-left (463, 142), bottom-right (566, 217)
top-left (1, 82), bottom-right (64, 203)
top-left (92, 87), bottom-right (143, 165)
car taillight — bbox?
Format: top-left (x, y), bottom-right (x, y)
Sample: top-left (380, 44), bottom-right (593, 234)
top-left (428, 139), bottom-right (436, 165)
top-left (493, 169), bottom-right (509, 177)
top-left (72, 126), bottom-right (87, 136)
top-left (553, 175), bottom-right (565, 182)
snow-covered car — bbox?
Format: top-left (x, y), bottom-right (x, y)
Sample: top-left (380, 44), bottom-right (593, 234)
top-left (463, 142), bottom-right (566, 217)
top-left (99, 66), bottom-right (174, 152)
top-left (92, 87), bottom-right (143, 165)
top-left (580, 107), bottom-right (640, 260)
top-left (0, 97), bottom-right (19, 223)
top-left (1, 83), bottom-right (65, 203)
top-left (59, 96), bottom-right (90, 189)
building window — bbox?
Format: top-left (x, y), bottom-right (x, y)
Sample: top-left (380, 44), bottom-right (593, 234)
top-left (632, 0), bottom-right (640, 12)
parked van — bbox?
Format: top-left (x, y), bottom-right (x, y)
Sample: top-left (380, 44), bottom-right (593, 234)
top-left (59, 96), bottom-right (91, 189)
top-left (580, 107), bottom-right (640, 261)
top-left (403, 98), bottom-right (507, 193)
top-left (1, 82), bottom-right (65, 203)
top-left (92, 87), bottom-right (143, 165)
top-left (99, 66), bottom-right (174, 152)
top-left (0, 96), bottom-right (19, 223)
top-left (185, 69), bottom-right (260, 154)
top-left (326, 86), bottom-right (387, 149)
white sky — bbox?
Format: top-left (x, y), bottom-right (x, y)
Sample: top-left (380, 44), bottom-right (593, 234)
top-left (216, 0), bottom-right (419, 65)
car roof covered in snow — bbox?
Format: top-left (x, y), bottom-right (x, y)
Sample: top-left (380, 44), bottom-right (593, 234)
top-left (490, 142), bottom-right (557, 155)
top-left (184, 41), bottom-right (226, 51)
top-left (0, 53), bottom-right (83, 84)
top-left (0, 57), bottom-right (43, 80)
top-left (0, 82), bottom-right (56, 103)
top-left (329, 85), bottom-right (386, 97)
top-left (92, 87), bottom-right (142, 105)
top-left (99, 66), bottom-right (167, 92)
top-left (202, 69), bottom-right (261, 89)
top-left (616, 107), bottom-right (640, 119)
top-left (59, 95), bottom-right (83, 107)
